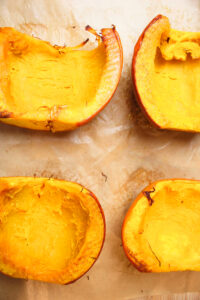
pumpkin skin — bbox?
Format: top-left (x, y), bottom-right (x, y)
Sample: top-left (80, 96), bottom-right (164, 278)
top-left (0, 177), bottom-right (105, 284)
top-left (0, 25), bottom-right (123, 132)
top-left (122, 179), bottom-right (200, 272)
top-left (132, 15), bottom-right (200, 132)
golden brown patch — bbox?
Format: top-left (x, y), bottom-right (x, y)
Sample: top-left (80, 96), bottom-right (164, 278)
top-left (121, 168), bottom-right (164, 200)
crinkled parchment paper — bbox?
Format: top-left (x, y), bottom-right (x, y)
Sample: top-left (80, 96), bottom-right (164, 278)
top-left (0, 0), bottom-right (200, 299)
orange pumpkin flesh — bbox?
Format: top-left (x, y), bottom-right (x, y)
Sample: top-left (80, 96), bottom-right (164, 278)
top-left (122, 179), bottom-right (200, 272)
top-left (0, 177), bottom-right (105, 284)
top-left (0, 26), bottom-right (123, 132)
top-left (132, 15), bottom-right (200, 132)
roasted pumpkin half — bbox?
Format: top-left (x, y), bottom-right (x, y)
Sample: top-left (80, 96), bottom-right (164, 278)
top-left (0, 26), bottom-right (122, 131)
top-left (0, 177), bottom-right (105, 284)
top-left (122, 179), bottom-right (200, 272)
top-left (132, 15), bottom-right (200, 132)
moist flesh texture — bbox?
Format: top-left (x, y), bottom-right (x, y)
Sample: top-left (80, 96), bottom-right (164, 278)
top-left (123, 180), bottom-right (200, 272)
top-left (0, 182), bottom-right (89, 278)
top-left (152, 29), bottom-right (200, 130)
top-left (0, 28), bottom-right (106, 117)
top-left (135, 19), bottom-right (200, 131)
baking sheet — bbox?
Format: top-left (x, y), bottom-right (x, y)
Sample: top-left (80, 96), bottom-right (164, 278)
top-left (0, 0), bottom-right (200, 299)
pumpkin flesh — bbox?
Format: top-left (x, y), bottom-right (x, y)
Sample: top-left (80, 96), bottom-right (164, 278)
top-left (122, 179), bottom-right (200, 272)
top-left (0, 26), bottom-right (122, 131)
top-left (0, 177), bottom-right (105, 284)
top-left (133, 15), bottom-right (200, 131)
